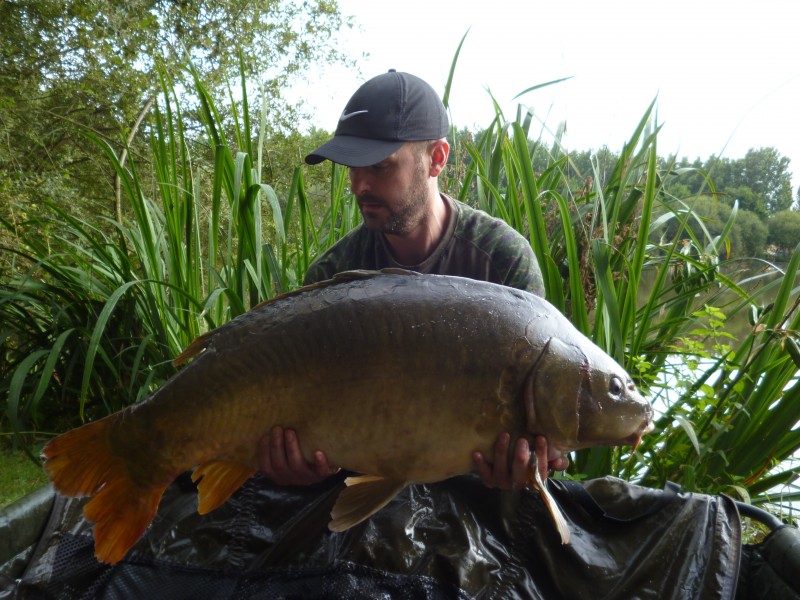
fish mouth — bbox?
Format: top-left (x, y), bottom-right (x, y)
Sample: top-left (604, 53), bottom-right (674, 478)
top-left (624, 408), bottom-right (655, 453)
top-left (591, 417), bottom-right (654, 452)
top-left (625, 418), bottom-right (654, 452)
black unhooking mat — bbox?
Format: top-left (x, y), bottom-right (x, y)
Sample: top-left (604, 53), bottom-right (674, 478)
top-left (1, 474), bottom-right (797, 599)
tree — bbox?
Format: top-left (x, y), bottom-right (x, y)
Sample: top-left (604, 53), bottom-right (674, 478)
top-left (656, 196), bottom-right (768, 259)
top-left (725, 184), bottom-right (766, 218)
top-left (768, 209), bottom-right (800, 257)
top-left (739, 147), bottom-right (793, 214)
top-left (670, 155), bottom-right (709, 196)
top-left (672, 148), bottom-right (793, 218)
top-left (0, 0), bottom-right (353, 225)
top-left (730, 208), bottom-right (769, 258)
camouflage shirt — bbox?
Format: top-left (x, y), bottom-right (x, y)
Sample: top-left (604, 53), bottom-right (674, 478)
top-left (304, 194), bottom-right (544, 296)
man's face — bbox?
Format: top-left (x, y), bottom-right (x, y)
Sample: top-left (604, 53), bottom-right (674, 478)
top-left (347, 142), bottom-right (430, 235)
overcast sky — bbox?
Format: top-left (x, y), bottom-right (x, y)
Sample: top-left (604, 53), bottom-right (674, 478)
top-left (291, 0), bottom-right (800, 195)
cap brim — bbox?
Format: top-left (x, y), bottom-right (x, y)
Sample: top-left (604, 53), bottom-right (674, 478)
top-left (304, 136), bottom-right (405, 168)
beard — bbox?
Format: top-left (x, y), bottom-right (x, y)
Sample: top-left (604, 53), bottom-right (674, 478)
top-left (358, 155), bottom-right (429, 235)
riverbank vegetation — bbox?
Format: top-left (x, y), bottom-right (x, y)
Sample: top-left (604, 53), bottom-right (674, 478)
top-left (1, 13), bottom-right (799, 517)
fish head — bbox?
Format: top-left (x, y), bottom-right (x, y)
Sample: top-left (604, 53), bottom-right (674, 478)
top-left (524, 337), bottom-right (654, 453)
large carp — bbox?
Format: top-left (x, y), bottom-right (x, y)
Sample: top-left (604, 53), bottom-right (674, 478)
top-left (43, 270), bottom-right (653, 564)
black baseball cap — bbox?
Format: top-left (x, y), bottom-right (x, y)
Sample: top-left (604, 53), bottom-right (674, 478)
top-left (305, 70), bottom-right (449, 167)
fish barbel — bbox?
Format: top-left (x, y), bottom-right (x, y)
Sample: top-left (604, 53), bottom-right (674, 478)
top-left (43, 270), bottom-right (653, 564)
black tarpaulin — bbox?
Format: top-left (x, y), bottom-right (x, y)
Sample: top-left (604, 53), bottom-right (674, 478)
top-left (1, 474), bottom-right (795, 599)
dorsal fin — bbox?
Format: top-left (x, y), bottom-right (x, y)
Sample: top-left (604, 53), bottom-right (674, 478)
top-left (173, 330), bottom-right (215, 366)
top-left (173, 269), bottom-right (420, 366)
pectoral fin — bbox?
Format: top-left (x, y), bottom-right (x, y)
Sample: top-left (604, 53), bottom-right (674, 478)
top-left (192, 461), bottom-right (256, 514)
top-left (528, 458), bottom-right (571, 544)
top-left (329, 475), bottom-right (408, 532)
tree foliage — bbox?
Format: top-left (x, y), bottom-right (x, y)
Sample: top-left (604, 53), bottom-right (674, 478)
top-left (658, 196), bottom-right (769, 259)
top-left (0, 0), bottom-right (352, 233)
top-left (670, 148), bottom-right (794, 218)
top-left (768, 209), bottom-right (800, 257)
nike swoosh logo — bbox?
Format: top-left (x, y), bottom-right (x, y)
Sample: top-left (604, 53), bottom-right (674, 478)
top-left (340, 110), bottom-right (368, 121)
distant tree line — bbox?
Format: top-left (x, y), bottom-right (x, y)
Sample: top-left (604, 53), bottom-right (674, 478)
top-left (552, 145), bottom-right (798, 260)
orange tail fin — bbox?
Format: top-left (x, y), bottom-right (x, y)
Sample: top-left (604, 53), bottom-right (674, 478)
top-left (43, 417), bottom-right (168, 564)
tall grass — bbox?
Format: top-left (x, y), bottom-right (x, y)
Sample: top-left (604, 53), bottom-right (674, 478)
top-left (444, 69), bottom-right (800, 506)
top-left (1, 52), bottom-right (799, 513)
top-left (0, 59), bottom-right (361, 444)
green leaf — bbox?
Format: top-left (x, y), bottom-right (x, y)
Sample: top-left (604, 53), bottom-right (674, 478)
top-left (80, 281), bottom-right (139, 420)
top-left (6, 350), bottom-right (50, 446)
top-left (675, 415), bottom-right (702, 458)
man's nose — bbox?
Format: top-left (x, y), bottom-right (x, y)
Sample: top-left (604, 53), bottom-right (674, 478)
top-left (349, 168), bottom-right (369, 197)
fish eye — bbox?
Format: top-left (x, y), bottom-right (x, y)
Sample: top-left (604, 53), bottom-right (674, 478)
top-left (609, 376), bottom-right (624, 397)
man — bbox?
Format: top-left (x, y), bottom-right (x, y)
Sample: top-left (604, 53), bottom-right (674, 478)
top-left (258, 69), bottom-right (569, 489)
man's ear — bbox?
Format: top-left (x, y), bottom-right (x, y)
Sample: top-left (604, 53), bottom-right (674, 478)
top-left (428, 139), bottom-right (450, 176)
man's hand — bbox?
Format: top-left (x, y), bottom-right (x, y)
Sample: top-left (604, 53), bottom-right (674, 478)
top-left (472, 433), bottom-right (569, 489)
top-left (258, 426), bottom-right (339, 486)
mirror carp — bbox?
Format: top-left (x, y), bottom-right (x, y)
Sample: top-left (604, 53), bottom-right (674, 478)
top-left (43, 270), bottom-right (653, 564)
